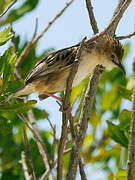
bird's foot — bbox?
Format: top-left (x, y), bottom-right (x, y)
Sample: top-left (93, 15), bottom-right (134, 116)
top-left (42, 91), bottom-right (63, 102)
top-left (43, 91), bottom-right (72, 112)
top-left (56, 101), bottom-right (72, 113)
top-left (95, 64), bottom-right (105, 72)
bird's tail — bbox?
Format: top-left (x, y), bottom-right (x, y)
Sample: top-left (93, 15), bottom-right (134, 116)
top-left (0, 84), bottom-right (34, 104)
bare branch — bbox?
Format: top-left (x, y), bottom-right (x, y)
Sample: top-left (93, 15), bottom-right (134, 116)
top-left (46, 117), bottom-right (57, 164)
top-left (40, 147), bottom-right (72, 180)
top-left (79, 159), bottom-right (87, 180)
top-left (57, 37), bottom-right (86, 180)
top-left (40, 161), bottom-right (56, 180)
top-left (85, 0), bottom-right (99, 34)
top-left (107, 0), bottom-right (132, 36)
top-left (0, 0), bottom-right (17, 18)
top-left (32, 0), bottom-right (74, 45)
top-left (32, 18), bottom-right (38, 41)
top-left (69, 114), bottom-right (87, 180)
top-left (127, 79), bottom-right (135, 180)
top-left (14, 0), bottom-right (74, 79)
top-left (117, 31), bottom-right (135, 40)
top-left (66, 65), bottom-right (104, 180)
top-left (85, 0), bottom-right (133, 45)
top-left (17, 111), bottom-right (55, 180)
top-left (20, 151), bottom-right (32, 180)
top-left (11, 25), bottom-right (16, 52)
top-left (23, 126), bottom-right (36, 180)
top-left (27, 110), bottom-right (54, 180)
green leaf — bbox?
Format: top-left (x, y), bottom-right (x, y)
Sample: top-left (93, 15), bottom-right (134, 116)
top-left (89, 111), bottom-right (101, 130)
top-left (4, 0), bottom-right (39, 24)
top-left (0, 115), bottom-right (12, 135)
top-left (70, 78), bottom-right (89, 104)
top-left (133, 58), bottom-right (135, 74)
top-left (19, 43), bottom-right (37, 79)
top-left (118, 85), bottom-right (132, 101)
top-left (123, 42), bottom-right (130, 60)
top-left (127, 76), bottom-right (135, 90)
top-left (2, 47), bottom-right (17, 87)
top-left (32, 108), bottom-right (48, 120)
top-left (119, 109), bottom-right (131, 131)
top-left (101, 84), bottom-right (119, 111)
top-left (0, 100), bottom-right (37, 114)
top-left (4, 80), bottom-right (24, 94)
top-left (115, 169), bottom-right (126, 180)
top-left (107, 121), bottom-right (128, 148)
top-left (0, 26), bottom-right (13, 46)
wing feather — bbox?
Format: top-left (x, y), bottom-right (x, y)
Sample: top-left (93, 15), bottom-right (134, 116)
top-left (26, 46), bottom-right (78, 84)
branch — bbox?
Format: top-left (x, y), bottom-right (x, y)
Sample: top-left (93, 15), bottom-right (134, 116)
top-left (40, 148), bottom-right (71, 180)
top-left (127, 79), bottom-right (135, 180)
top-left (57, 37), bottom-right (86, 180)
top-left (0, 0), bottom-right (17, 18)
top-left (27, 110), bottom-right (54, 180)
top-left (69, 114), bottom-right (87, 180)
top-left (46, 117), bottom-right (57, 164)
top-left (85, 0), bottom-right (99, 34)
top-left (66, 65), bottom-right (104, 180)
top-left (107, 0), bottom-right (132, 36)
top-left (79, 159), bottom-right (87, 180)
top-left (23, 126), bottom-right (36, 180)
top-left (14, 0), bottom-right (74, 79)
top-left (117, 31), bottom-right (135, 40)
top-left (20, 151), bottom-right (32, 180)
top-left (85, 0), bottom-right (133, 45)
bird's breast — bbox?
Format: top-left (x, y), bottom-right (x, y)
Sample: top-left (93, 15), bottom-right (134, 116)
top-left (72, 52), bottom-right (100, 86)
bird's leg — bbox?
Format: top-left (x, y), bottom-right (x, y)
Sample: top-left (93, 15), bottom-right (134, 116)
top-left (43, 91), bottom-right (72, 112)
top-left (95, 64), bottom-right (105, 72)
top-left (56, 100), bottom-right (72, 113)
top-left (43, 91), bottom-right (63, 102)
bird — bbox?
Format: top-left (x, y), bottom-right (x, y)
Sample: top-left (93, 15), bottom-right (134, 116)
top-left (3, 34), bottom-right (125, 103)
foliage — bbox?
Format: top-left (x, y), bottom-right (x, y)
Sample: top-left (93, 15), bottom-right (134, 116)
top-left (0, 0), bottom-right (134, 179)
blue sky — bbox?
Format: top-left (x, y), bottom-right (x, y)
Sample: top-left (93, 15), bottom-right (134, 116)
top-left (4, 0), bottom-right (135, 179)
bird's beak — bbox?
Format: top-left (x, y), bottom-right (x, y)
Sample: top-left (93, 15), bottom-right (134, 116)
top-left (117, 63), bottom-right (126, 75)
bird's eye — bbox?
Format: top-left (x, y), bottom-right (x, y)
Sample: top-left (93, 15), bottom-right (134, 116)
top-left (111, 54), bottom-right (115, 61)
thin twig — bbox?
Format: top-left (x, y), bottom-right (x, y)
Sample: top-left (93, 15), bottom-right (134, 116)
top-left (14, 0), bottom-right (74, 79)
top-left (0, 0), bottom-right (17, 18)
top-left (46, 117), bottom-right (57, 164)
top-left (108, 0), bottom-right (128, 35)
top-left (32, 18), bottom-right (38, 41)
top-left (18, 112), bottom-right (54, 180)
top-left (79, 159), bottom-right (87, 180)
top-left (39, 161), bottom-right (56, 180)
top-left (57, 37), bottom-right (86, 180)
top-left (11, 25), bottom-right (16, 53)
top-left (107, 0), bottom-right (132, 36)
top-left (20, 151), bottom-right (32, 180)
top-left (85, 0), bottom-right (99, 34)
top-left (23, 126), bottom-right (37, 180)
top-left (127, 79), bottom-right (135, 180)
top-left (69, 114), bottom-right (87, 180)
top-left (32, 0), bottom-right (74, 45)
top-left (117, 31), bottom-right (135, 40)
top-left (66, 65), bottom-right (104, 180)
top-left (27, 110), bottom-right (54, 180)
top-left (85, 0), bottom-right (132, 45)
top-left (14, 17), bottom-right (39, 79)
top-left (39, 148), bottom-right (71, 180)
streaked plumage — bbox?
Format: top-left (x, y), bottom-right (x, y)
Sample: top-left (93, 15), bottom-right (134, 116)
top-left (5, 35), bottom-right (125, 101)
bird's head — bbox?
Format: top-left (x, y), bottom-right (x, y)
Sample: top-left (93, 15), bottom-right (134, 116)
top-left (96, 35), bottom-right (125, 74)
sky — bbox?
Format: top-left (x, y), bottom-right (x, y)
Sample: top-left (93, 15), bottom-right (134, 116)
top-left (4, 0), bottom-right (135, 179)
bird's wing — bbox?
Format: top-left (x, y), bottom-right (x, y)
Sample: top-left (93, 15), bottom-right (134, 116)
top-left (26, 46), bottom-right (78, 84)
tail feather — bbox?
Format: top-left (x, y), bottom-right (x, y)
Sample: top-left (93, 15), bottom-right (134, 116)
top-left (0, 84), bottom-right (35, 104)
